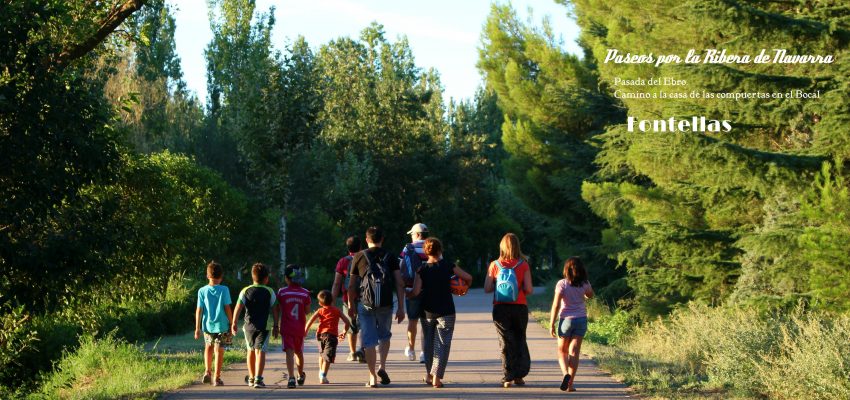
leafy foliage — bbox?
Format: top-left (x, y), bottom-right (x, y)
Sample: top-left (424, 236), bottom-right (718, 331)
top-left (478, 4), bottom-right (626, 290)
top-left (568, 0), bottom-right (850, 313)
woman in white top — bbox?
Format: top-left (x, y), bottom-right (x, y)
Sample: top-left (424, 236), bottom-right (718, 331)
top-left (549, 257), bottom-right (594, 392)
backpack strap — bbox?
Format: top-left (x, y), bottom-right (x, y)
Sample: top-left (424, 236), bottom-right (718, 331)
top-left (495, 259), bottom-right (521, 270)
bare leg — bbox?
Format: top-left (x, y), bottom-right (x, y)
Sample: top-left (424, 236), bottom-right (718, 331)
top-left (557, 337), bottom-right (569, 375)
top-left (246, 349), bottom-right (256, 378)
top-left (567, 337), bottom-right (584, 391)
top-left (320, 358), bottom-right (329, 374)
top-left (296, 350), bottom-right (305, 377)
top-left (364, 346), bottom-right (378, 384)
top-left (285, 349), bottom-right (295, 378)
top-left (204, 344), bottom-right (213, 375)
top-left (407, 319), bottom-right (418, 350)
top-left (255, 350), bottom-right (266, 377)
top-left (348, 332), bottom-right (357, 353)
top-left (378, 340), bottom-right (390, 371)
top-left (214, 344), bottom-right (224, 379)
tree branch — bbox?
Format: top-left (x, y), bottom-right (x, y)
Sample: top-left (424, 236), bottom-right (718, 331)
top-left (53, 0), bottom-right (146, 69)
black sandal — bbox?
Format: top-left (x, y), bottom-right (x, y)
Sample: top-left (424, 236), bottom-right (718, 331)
top-left (377, 369), bottom-right (390, 385)
top-left (560, 374), bottom-right (571, 391)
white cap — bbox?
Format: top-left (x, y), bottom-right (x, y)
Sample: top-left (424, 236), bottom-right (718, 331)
top-left (406, 223), bottom-right (428, 234)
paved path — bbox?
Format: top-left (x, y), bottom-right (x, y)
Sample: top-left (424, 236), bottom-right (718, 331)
top-left (163, 288), bottom-right (631, 399)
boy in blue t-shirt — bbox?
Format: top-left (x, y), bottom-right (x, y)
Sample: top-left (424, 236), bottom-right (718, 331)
top-left (195, 261), bottom-right (233, 386)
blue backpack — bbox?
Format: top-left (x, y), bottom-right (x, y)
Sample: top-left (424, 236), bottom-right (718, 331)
top-left (494, 260), bottom-right (521, 302)
top-left (401, 243), bottom-right (422, 287)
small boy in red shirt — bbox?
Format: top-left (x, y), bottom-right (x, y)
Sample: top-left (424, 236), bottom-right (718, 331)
top-left (305, 289), bottom-right (351, 384)
top-left (276, 264), bottom-right (311, 388)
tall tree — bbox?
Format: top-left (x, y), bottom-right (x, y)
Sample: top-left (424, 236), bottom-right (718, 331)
top-left (570, 0), bottom-right (850, 313)
top-left (478, 4), bottom-right (624, 285)
top-left (0, 0), bottom-right (150, 310)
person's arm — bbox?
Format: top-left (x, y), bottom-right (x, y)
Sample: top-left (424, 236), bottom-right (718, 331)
top-left (230, 303), bottom-right (243, 335)
top-left (453, 265), bottom-right (473, 285)
top-left (549, 286), bottom-right (562, 338)
top-left (331, 272), bottom-right (343, 304)
top-left (585, 283), bottom-right (595, 299)
top-left (194, 307), bottom-right (203, 340)
top-left (347, 257), bottom-right (359, 308)
top-left (304, 311), bottom-right (320, 337)
top-left (393, 269), bottom-right (406, 323)
top-left (339, 312), bottom-right (352, 339)
top-left (272, 303), bottom-right (280, 338)
top-left (523, 267), bottom-right (534, 295)
top-left (409, 271), bottom-right (423, 297)
top-left (224, 304), bottom-right (233, 328)
top-left (483, 263), bottom-right (495, 293)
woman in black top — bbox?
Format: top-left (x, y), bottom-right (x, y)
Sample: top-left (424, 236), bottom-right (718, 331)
top-left (409, 237), bottom-right (472, 388)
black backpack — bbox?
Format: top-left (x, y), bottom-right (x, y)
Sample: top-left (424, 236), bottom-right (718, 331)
top-left (359, 250), bottom-right (394, 308)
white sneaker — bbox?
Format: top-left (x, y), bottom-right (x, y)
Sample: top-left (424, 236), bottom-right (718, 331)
top-left (419, 351), bottom-right (425, 363)
top-left (404, 346), bottom-right (415, 361)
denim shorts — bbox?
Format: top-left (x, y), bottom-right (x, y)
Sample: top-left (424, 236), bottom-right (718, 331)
top-left (405, 294), bottom-right (422, 320)
top-left (558, 317), bottom-right (588, 338)
top-left (358, 303), bottom-right (393, 348)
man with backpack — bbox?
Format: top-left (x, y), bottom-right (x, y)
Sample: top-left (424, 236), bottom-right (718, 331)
top-left (399, 223), bottom-right (429, 362)
top-left (331, 236), bottom-right (365, 363)
top-left (347, 226), bottom-right (406, 387)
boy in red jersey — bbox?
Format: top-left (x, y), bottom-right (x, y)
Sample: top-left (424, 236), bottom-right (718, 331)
top-left (276, 264), bottom-right (311, 389)
top-left (305, 289), bottom-right (351, 384)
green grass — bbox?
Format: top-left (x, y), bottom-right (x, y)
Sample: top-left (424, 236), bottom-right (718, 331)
top-left (527, 281), bottom-right (850, 399)
top-left (36, 331), bottom-right (245, 400)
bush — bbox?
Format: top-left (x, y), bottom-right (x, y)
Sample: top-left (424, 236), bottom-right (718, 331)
top-left (588, 303), bottom-right (850, 399)
top-left (586, 308), bottom-right (632, 345)
top-left (753, 313), bottom-right (850, 400)
top-left (0, 307), bottom-right (38, 388)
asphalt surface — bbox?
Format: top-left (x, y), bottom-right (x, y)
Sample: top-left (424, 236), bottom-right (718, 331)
top-left (163, 288), bottom-right (632, 399)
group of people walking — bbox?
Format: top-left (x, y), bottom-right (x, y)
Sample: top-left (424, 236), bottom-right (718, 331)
top-left (194, 222), bottom-right (594, 393)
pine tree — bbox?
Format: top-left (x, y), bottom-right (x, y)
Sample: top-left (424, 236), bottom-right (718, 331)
top-left (478, 4), bottom-right (625, 285)
top-left (569, 0), bottom-right (850, 313)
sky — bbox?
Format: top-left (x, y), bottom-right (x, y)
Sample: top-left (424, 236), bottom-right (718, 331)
top-left (172, 0), bottom-right (582, 105)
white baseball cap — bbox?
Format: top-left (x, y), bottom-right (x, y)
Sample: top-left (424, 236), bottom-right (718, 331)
top-left (406, 223), bottom-right (429, 234)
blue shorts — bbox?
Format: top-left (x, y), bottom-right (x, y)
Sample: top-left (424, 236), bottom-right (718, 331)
top-left (558, 317), bottom-right (588, 338)
top-left (405, 294), bottom-right (422, 320)
top-left (358, 303), bottom-right (393, 348)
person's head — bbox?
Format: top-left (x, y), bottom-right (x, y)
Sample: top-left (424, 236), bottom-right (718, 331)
top-left (284, 264), bottom-right (303, 286)
top-left (251, 262), bottom-right (269, 284)
top-left (365, 226), bottom-right (384, 247)
top-left (317, 289), bottom-right (333, 307)
top-left (563, 257), bottom-right (588, 287)
top-left (206, 261), bottom-right (223, 283)
top-left (498, 233), bottom-right (526, 261)
top-left (407, 223), bottom-right (429, 241)
top-left (346, 236), bottom-right (362, 253)
top-left (423, 237), bottom-right (442, 258)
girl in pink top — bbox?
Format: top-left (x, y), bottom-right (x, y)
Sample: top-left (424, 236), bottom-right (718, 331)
top-left (549, 257), bottom-right (594, 392)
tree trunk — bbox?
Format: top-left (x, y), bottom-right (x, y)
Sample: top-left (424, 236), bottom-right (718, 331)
top-left (279, 213), bottom-right (287, 277)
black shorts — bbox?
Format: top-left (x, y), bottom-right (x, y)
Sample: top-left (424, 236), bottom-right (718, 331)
top-left (244, 328), bottom-right (270, 351)
top-left (318, 333), bottom-right (339, 363)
